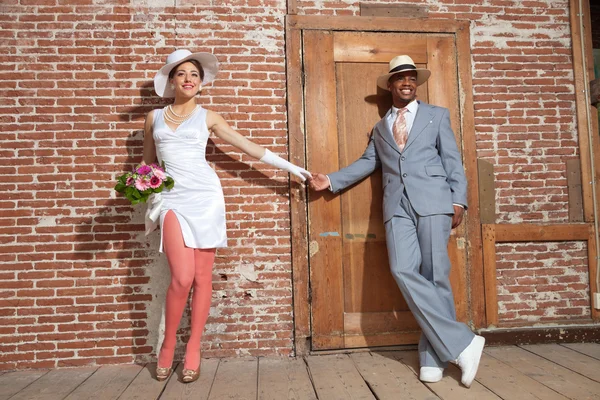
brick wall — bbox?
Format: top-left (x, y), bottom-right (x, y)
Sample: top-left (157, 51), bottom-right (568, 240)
top-left (0, 0), bottom-right (595, 370)
top-left (0, 0), bottom-right (293, 370)
top-left (496, 241), bottom-right (590, 324)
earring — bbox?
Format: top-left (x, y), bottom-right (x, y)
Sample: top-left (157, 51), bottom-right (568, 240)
top-left (198, 84), bottom-right (202, 92)
top-left (170, 84), bottom-right (175, 90)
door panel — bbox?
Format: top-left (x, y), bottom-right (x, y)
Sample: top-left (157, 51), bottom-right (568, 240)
top-left (306, 31), bottom-right (467, 350)
top-left (304, 30), bottom-right (344, 349)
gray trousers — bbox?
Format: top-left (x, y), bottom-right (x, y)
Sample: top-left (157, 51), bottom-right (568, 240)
top-left (385, 192), bottom-right (474, 367)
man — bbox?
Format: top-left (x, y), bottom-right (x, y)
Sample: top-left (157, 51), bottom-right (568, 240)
top-left (308, 55), bottom-right (485, 387)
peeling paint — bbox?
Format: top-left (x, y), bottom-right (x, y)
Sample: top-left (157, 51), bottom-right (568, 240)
top-left (239, 262), bottom-right (258, 282)
top-left (309, 240), bottom-right (319, 257)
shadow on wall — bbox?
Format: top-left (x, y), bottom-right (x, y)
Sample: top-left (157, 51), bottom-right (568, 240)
top-left (90, 80), bottom-right (293, 363)
top-left (61, 80), bottom-right (173, 365)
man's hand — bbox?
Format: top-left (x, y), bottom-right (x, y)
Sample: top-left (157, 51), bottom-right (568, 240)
top-left (308, 173), bottom-right (330, 191)
top-left (452, 205), bottom-right (464, 229)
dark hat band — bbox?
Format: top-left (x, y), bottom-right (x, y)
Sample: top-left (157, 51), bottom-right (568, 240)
top-left (389, 64), bottom-right (416, 73)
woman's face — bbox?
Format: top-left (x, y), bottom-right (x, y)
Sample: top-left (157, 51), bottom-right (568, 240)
top-left (170, 61), bottom-right (202, 98)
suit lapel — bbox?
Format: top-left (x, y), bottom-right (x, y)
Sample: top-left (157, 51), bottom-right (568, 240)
top-left (404, 102), bottom-right (434, 151)
top-left (377, 109), bottom-right (401, 155)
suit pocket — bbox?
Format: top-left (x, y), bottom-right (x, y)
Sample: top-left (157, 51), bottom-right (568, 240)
top-left (425, 164), bottom-right (447, 177)
top-left (382, 175), bottom-right (391, 189)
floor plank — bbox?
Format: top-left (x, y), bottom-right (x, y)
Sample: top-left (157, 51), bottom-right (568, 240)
top-left (475, 352), bottom-right (568, 400)
top-left (160, 358), bottom-right (219, 400)
top-left (208, 358), bottom-right (257, 400)
top-left (352, 351), bottom-right (439, 400)
top-left (486, 345), bottom-right (600, 399)
top-left (561, 342), bottom-right (600, 361)
top-left (64, 364), bottom-right (143, 400)
top-left (396, 350), bottom-right (501, 400)
top-left (0, 370), bottom-right (48, 400)
top-left (305, 354), bottom-right (376, 400)
top-left (118, 362), bottom-right (176, 400)
top-left (8, 367), bottom-right (97, 400)
top-left (258, 357), bottom-right (317, 400)
top-left (521, 344), bottom-right (600, 384)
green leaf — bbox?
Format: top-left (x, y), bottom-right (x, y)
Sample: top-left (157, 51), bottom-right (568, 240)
top-left (114, 183), bottom-right (126, 193)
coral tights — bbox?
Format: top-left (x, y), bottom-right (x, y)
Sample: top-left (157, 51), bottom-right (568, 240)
top-left (157, 210), bottom-right (215, 371)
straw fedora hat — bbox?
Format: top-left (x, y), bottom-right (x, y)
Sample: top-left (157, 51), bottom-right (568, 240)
top-left (376, 55), bottom-right (431, 90)
top-left (154, 49), bottom-right (219, 98)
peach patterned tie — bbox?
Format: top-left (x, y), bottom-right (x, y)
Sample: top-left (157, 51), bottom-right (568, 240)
top-left (393, 108), bottom-right (408, 151)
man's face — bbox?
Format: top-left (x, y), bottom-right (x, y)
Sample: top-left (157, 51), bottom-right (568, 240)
top-left (387, 70), bottom-right (418, 104)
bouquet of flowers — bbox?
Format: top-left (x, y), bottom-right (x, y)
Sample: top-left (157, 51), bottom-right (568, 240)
top-left (114, 162), bottom-right (174, 205)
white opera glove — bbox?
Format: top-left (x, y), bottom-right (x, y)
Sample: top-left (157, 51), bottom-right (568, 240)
top-left (260, 149), bottom-right (312, 182)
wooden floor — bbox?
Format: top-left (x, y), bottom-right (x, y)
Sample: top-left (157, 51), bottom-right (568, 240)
top-left (2, 344), bottom-right (600, 400)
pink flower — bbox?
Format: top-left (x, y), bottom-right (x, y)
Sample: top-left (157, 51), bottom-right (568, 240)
top-left (135, 176), bottom-right (149, 191)
top-left (136, 164), bottom-right (152, 175)
top-left (126, 176), bottom-right (134, 186)
top-left (152, 167), bottom-right (166, 180)
top-left (149, 176), bottom-right (161, 189)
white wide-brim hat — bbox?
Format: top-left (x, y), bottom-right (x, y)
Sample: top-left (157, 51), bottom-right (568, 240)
top-left (154, 49), bottom-right (219, 98)
top-left (376, 55), bottom-right (431, 90)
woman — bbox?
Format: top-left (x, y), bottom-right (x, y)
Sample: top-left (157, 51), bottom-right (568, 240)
top-left (143, 49), bottom-right (310, 383)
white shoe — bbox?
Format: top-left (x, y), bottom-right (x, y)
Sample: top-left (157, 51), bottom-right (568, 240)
top-left (455, 335), bottom-right (485, 388)
top-left (419, 366), bottom-right (443, 383)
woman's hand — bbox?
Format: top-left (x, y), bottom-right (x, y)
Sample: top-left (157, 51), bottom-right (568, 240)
top-left (260, 149), bottom-right (312, 182)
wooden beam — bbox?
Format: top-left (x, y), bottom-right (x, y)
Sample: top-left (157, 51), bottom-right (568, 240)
top-left (286, 20), bottom-right (310, 355)
top-left (482, 224), bottom-right (497, 327)
top-left (588, 224), bottom-right (599, 320)
top-left (567, 158), bottom-right (584, 222)
top-left (493, 223), bottom-right (590, 242)
top-left (478, 159), bottom-right (495, 224)
top-left (287, 0), bottom-right (297, 15)
top-left (481, 325), bottom-right (600, 345)
top-left (304, 30), bottom-right (345, 350)
top-left (455, 22), bottom-right (486, 329)
top-left (287, 15), bottom-right (468, 34)
top-left (359, 3), bottom-right (428, 18)
top-left (332, 32), bottom-right (428, 63)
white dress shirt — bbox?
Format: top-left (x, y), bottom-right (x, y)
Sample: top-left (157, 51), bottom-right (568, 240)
top-left (387, 99), bottom-right (419, 137)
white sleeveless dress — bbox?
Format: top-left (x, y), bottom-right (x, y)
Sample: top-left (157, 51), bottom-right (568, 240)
top-left (152, 106), bottom-right (227, 252)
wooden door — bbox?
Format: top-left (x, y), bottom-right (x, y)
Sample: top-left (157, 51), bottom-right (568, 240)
top-left (305, 31), bottom-right (469, 350)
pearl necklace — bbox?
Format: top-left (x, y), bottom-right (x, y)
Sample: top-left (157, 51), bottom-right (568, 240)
top-left (164, 105), bottom-right (199, 125)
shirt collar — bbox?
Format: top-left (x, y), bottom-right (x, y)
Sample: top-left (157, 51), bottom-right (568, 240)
top-left (391, 100), bottom-right (419, 116)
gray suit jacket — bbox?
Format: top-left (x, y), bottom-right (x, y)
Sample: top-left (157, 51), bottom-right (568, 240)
top-left (328, 101), bottom-right (468, 223)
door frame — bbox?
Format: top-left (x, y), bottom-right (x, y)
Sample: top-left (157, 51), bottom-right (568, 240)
top-left (286, 15), bottom-right (483, 355)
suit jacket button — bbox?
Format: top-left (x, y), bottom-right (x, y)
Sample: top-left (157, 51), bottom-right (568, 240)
top-left (402, 173), bottom-right (407, 178)
top-left (401, 156), bottom-right (405, 161)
